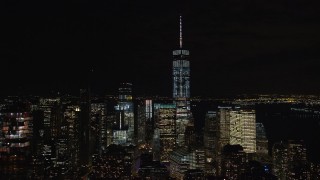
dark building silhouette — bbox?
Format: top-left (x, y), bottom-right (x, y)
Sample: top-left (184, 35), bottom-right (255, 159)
top-left (137, 153), bottom-right (170, 179)
top-left (183, 169), bottom-right (205, 180)
top-left (240, 160), bottom-right (277, 180)
top-left (221, 144), bottom-right (246, 180)
top-left (79, 89), bottom-right (91, 174)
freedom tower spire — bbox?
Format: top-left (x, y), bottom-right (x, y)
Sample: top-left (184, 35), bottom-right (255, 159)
top-left (172, 15), bottom-right (191, 147)
top-left (179, 15), bottom-right (183, 49)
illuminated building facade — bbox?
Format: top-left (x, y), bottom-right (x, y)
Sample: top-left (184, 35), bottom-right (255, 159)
top-left (169, 147), bottom-right (205, 179)
top-left (154, 103), bottom-right (176, 162)
top-left (137, 103), bottom-right (146, 145)
top-left (114, 83), bottom-right (134, 145)
top-left (39, 98), bottom-right (61, 141)
top-left (63, 105), bottom-right (80, 176)
top-left (113, 110), bottom-right (128, 145)
top-left (55, 118), bottom-right (71, 178)
top-left (204, 111), bottom-right (216, 165)
top-left (152, 103), bottom-right (162, 160)
top-left (215, 106), bottom-right (232, 173)
top-left (272, 140), bottom-right (310, 180)
top-left (229, 109), bottom-right (256, 153)
top-left (89, 144), bottom-right (133, 179)
top-left (215, 107), bottom-right (256, 155)
top-left (145, 99), bottom-right (153, 145)
top-left (91, 102), bottom-right (107, 154)
top-left (214, 107), bottom-right (232, 176)
top-left (0, 112), bottom-right (33, 178)
top-left (137, 99), bottom-right (153, 145)
top-left (189, 149), bottom-right (206, 171)
top-left (169, 147), bottom-right (190, 179)
top-left (38, 97), bottom-right (62, 176)
top-left (106, 114), bottom-right (115, 147)
top-left (214, 106), bottom-right (256, 175)
top-left (173, 16), bottom-right (191, 147)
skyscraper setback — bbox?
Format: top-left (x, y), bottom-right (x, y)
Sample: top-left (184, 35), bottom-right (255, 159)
top-left (173, 16), bottom-right (191, 147)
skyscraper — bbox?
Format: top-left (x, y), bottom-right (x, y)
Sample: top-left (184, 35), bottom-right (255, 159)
top-left (173, 16), bottom-right (191, 147)
top-left (79, 89), bottom-right (91, 170)
top-left (272, 140), bottom-right (310, 179)
top-left (0, 111), bottom-right (33, 179)
top-left (113, 83), bottom-right (134, 145)
top-left (136, 99), bottom-right (153, 145)
top-left (229, 109), bottom-right (256, 153)
top-left (154, 103), bottom-right (176, 162)
top-left (204, 111), bottom-right (217, 175)
top-left (90, 102), bottom-right (107, 154)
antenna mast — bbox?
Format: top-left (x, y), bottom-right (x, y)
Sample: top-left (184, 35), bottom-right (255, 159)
top-left (179, 15), bottom-right (183, 49)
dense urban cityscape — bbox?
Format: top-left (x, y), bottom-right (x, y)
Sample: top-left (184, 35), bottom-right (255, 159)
top-left (1, 13), bottom-right (320, 179)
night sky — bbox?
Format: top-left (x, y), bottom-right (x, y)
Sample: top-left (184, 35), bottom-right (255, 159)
top-left (2, 0), bottom-right (320, 97)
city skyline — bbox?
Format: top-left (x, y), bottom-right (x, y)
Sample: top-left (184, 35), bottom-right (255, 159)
top-left (2, 1), bottom-right (320, 97)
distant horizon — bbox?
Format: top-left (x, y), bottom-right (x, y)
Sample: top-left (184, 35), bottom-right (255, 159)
top-left (2, 90), bottom-right (320, 99)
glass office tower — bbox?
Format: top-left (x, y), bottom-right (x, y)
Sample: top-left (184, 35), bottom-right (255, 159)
top-left (172, 16), bottom-right (191, 147)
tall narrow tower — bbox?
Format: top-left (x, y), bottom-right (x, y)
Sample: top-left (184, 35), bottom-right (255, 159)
top-left (113, 82), bottom-right (134, 145)
top-left (172, 15), bottom-right (191, 147)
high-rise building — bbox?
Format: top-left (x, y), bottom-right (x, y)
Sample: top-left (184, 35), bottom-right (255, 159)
top-left (203, 111), bottom-right (217, 175)
top-left (215, 107), bottom-right (232, 157)
top-left (169, 147), bottom-right (191, 179)
top-left (184, 123), bottom-right (196, 148)
top-left (0, 111), bottom-right (33, 179)
top-left (37, 97), bottom-right (62, 176)
top-left (106, 113), bottom-right (115, 147)
top-left (229, 109), bottom-right (256, 153)
top-left (114, 83), bottom-right (134, 145)
top-left (145, 99), bottom-right (153, 145)
top-left (63, 105), bottom-right (81, 177)
top-left (79, 89), bottom-right (91, 173)
top-left (88, 144), bottom-right (134, 179)
top-left (91, 102), bottom-right (107, 154)
top-left (204, 111), bottom-right (216, 163)
top-left (31, 109), bottom-right (45, 179)
top-left (214, 107), bottom-right (256, 154)
top-left (221, 144), bottom-right (246, 180)
top-left (136, 99), bottom-right (153, 146)
top-left (154, 103), bottom-right (176, 163)
top-left (137, 153), bottom-right (170, 179)
top-left (272, 140), bottom-right (310, 180)
top-left (113, 109), bottom-right (128, 145)
top-left (214, 107), bottom-right (232, 176)
top-left (256, 122), bottom-right (268, 158)
top-left (173, 16), bottom-right (191, 147)
top-left (39, 98), bottom-right (61, 141)
top-left (137, 102), bottom-right (146, 146)
top-left (55, 118), bottom-right (71, 178)
top-left (169, 146), bottom-right (206, 179)
top-left (214, 106), bottom-right (256, 175)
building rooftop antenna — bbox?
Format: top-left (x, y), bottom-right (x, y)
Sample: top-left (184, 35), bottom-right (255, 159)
top-left (179, 15), bottom-right (183, 49)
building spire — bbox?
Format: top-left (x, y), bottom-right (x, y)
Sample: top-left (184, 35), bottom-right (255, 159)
top-left (179, 15), bottom-right (183, 49)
